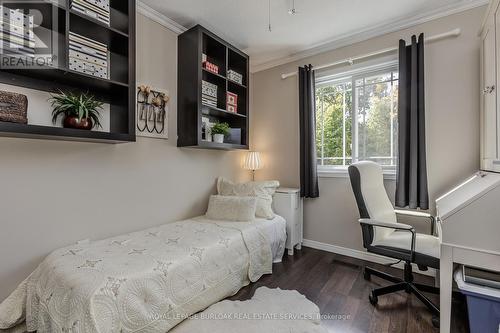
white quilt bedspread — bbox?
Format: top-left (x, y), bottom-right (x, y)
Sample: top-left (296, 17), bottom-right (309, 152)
top-left (0, 217), bottom-right (273, 333)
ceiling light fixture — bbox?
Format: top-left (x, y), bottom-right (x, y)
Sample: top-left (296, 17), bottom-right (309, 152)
top-left (288, 0), bottom-right (298, 15)
top-left (268, 0), bottom-right (272, 32)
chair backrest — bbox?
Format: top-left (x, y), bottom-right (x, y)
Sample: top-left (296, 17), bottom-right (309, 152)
top-left (348, 161), bottom-right (396, 246)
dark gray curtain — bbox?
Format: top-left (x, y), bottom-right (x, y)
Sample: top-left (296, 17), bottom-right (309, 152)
top-left (395, 34), bottom-right (429, 210)
top-left (299, 65), bottom-right (319, 198)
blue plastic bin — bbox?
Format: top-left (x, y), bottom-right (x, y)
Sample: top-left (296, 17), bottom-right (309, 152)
top-left (455, 269), bottom-right (500, 333)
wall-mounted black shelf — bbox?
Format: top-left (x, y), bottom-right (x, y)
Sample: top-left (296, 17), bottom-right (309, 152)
top-left (178, 25), bottom-right (249, 150)
top-left (0, 122), bottom-right (133, 143)
top-left (198, 141), bottom-right (247, 151)
top-left (202, 105), bottom-right (247, 119)
top-left (0, 0), bottom-right (136, 144)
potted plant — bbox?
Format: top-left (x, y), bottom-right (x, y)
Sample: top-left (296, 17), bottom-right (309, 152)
top-left (49, 91), bottom-right (103, 130)
top-left (211, 121), bottom-right (230, 143)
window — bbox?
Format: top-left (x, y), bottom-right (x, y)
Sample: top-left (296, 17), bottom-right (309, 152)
top-left (315, 63), bottom-right (399, 173)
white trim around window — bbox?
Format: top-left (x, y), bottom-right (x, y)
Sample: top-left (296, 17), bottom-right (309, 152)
top-left (315, 59), bottom-right (399, 180)
top-left (318, 166), bottom-right (396, 180)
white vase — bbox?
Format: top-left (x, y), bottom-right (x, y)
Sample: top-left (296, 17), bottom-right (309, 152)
top-left (213, 134), bottom-right (224, 143)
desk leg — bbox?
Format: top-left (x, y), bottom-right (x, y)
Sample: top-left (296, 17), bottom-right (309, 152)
top-left (440, 245), bottom-right (453, 333)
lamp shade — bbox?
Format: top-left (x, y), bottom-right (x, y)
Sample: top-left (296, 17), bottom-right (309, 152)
top-left (244, 151), bottom-right (263, 171)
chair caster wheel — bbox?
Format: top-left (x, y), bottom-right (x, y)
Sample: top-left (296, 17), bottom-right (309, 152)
top-left (432, 316), bottom-right (440, 328)
top-left (363, 270), bottom-right (371, 281)
top-left (369, 292), bottom-right (378, 305)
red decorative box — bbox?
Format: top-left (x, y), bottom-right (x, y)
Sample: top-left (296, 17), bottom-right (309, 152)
top-left (227, 104), bottom-right (237, 113)
top-left (203, 61), bottom-right (219, 74)
top-left (227, 92), bottom-right (238, 107)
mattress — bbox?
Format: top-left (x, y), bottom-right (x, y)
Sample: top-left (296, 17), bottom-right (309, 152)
top-left (253, 215), bottom-right (287, 263)
top-left (0, 217), bottom-right (274, 333)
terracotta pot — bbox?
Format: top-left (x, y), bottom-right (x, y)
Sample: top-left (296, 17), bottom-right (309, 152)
top-left (63, 115), bottom-right (93, 130)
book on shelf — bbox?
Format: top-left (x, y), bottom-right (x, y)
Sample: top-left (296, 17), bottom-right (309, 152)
top-left (228, 70), bottom-right (243, 85)
top-left (69, 41), bottom-right (107, 60)
top-left (202, 93), bottom-right (217, 101)
top-left (84, 0), bottom-right (110, 12)
top-left (0, 32), bottom-right (35, 49)
top-left (71, 0), bottom-right (110, 26)
top-left (69, 58), bottom-right (108, 78)
top-left (69, 49), bottom-right (107, 67)
top-left (202, 95), bottom-right (217, 105)
top-left (203, 61), bottom-right (219, 74)
top-left (202, 101), bottom-right (217, 107)
top-left (202, 99), bottom-right (217, 108)
top-left (69, 31), bottom-right (109, 79)
top-left (0, 8), bottom-right (35, 57)
top-left (201, 80), bottom-right (217, 98)
top-left (227, 92), bottom-right (238, 106)
top-left (226, 92), bottom-right (238, 113)
top-left (69, 31), bottom-right (107, 52)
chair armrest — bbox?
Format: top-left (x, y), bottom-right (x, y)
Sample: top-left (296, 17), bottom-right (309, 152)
top-left (394, 209), bottom-right (432, 219)
top-left (394, 210), bottom-right (436, 235)
top-left (358, 219), bottom-right (414, 231)
top-left (359, 219), bottom-right (416, 261)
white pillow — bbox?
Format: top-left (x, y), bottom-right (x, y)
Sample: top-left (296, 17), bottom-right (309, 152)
top-left (217, 177), bottom-right (280, 219)
top-left (206, 195), bottom-right (257, 222)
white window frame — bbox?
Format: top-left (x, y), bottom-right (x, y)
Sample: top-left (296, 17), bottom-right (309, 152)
top-left (316, 61), bottom-right (398, 179)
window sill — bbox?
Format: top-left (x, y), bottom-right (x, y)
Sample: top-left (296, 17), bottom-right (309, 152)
top-left (318, 169), bottom-right (396, 180)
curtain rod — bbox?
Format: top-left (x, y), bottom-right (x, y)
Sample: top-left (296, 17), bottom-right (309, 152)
top-left (281, 28), bottom-right (461, 80)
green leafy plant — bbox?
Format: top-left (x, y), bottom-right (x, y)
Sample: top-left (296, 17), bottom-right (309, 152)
top-left (211, 122), bottom-right (230, 136)
top-left (49, 91), bottom-right (104, 129)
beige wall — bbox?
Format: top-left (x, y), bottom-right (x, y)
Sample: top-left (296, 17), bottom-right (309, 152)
top-left (0, 14), bottom-right (246, 301)
top-left (251, 7), bottom-right (484, 250)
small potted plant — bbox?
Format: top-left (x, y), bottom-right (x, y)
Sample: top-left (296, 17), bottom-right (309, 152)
top-left (49, 91), bottom-right (103, 130)
top-left (211, 121), bottom-right (230, 143)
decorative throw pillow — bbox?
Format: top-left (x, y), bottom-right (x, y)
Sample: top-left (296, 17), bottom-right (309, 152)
top-left (206, 195), bottom-right (257, 222)
top-left (217, 177), bottom-right (280, 219)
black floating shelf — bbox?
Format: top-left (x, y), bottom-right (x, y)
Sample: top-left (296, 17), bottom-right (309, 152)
top-left (198, 141), bottom-right (247, 150)
top-left (0, 67), bottom-right (128, 102)
top-left (202, 68), bottom-right (226, 80)
top-left (202, 105), bottom-right (247, 119)
top-left (0, 123), bottom-right (134, 143)
top-left (228, 80), bottom-right (246, 89)
top-left (66, 69), bottom-right (128, 88)
top-left (178, 25), bottom-right (249, 150)
top-left (69, 9), bottom-right (129, 37)
top-left (69, 11), bottom-right (128, 56)
top-left (0, 0), bottom-right (136, 144)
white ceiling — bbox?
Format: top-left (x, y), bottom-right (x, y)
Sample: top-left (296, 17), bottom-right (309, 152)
top-left (140, 0), bottom-right (487, 71)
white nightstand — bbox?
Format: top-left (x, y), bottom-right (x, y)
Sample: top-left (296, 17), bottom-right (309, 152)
top-left (272, 188), bottom-right (303, 256)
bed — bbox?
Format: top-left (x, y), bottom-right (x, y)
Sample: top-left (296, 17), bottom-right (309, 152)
top-left (0, 215), bottom-right (287, 333)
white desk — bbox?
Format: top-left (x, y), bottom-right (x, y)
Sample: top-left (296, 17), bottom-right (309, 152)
top-left (436, 172), bottom-right (500, 333)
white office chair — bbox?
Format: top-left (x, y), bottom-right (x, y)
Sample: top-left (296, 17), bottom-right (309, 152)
top-left (348, 161), bottom-right (441, 327)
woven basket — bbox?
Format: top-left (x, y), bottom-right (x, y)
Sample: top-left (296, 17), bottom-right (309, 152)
top-left (0, 91), bottom-right (28, 124)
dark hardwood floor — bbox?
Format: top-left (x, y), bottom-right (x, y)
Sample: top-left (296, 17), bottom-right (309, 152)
top-left (230, 247), bottom-right (469, 333)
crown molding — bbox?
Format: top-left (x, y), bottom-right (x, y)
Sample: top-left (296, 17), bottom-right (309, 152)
top-left (136, 1), bottom-right (187, 34)
top-left (251, 0), bottom-right (488, 73)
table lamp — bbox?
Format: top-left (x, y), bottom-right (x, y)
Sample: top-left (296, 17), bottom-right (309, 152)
top-left (244, 151), bottom-right (262, 181)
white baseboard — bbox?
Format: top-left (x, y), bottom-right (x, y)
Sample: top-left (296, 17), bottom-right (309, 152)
top-left (302, 239), bottom-right (437, 278)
